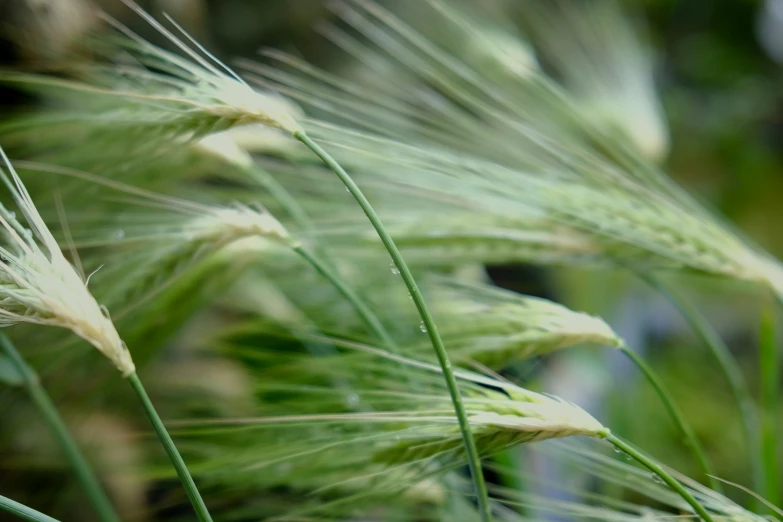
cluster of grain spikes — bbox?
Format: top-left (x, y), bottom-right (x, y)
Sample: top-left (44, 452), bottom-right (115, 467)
top-left (171, 337), bottom-right (721, 522)
top-left (0, 1), bottom-right (767, 521)
top-left (328, 276), bottom-right (714, 489)
top-left (243, 0), bottom-right (783, 300)
top-left (43, 1), bottom-right (498, 514)
top-left (239, 1), bottom-right (782, 505)
top-left (19, 155), bottom-right (404, 365)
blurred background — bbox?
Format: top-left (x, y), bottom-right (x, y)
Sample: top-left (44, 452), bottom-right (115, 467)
top-left (1, 0), bottom-right (783, 519)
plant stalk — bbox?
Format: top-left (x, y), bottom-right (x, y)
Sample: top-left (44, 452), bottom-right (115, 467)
top-left (292, 243), bottom-right (398, 350)
top-left (0, 494), bottom-right (60, 522)
top-left (127, 372), bottom-right (213, 522)
top-left (294, 130), bottom-right (492, 522)
top-left (618, 344), bottom-right (718, 491)
top-left (641, 275), bottom-right (758, 494)
top-left (606, 434), bottom-right (714, 522)
top-left (760, 297), bottom-right (780, 512)
top-left (244, 164), bottom-right (401, 354)
top-left (0, 335), bottom-right (119, 522)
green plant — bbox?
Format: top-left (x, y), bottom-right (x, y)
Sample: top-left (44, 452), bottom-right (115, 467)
top-left (0, 0), bottom-right (780, 521)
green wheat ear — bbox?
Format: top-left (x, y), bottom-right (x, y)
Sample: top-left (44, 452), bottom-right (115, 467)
top-left (0, 0), bottom-right (302, 161)
top-left (421, 278), bottom-right (621, 367)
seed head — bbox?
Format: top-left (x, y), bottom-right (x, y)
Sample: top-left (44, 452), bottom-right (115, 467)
top-left (106, 0), bottom-right (304, 135)
top-left (186, 204), bottom-right (291, 246)
top-left (374, 373), bottom-right (609, 464)
top-left (0, 0), bottom-right (304, 155)
top-left (207, 78), bottom-right (302, 134)
top-left (0, 150), bottom-right (134, 375)
top-left (427, 279), bottom-right (621, 368)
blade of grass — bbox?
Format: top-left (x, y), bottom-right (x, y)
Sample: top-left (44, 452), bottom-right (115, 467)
top-left (606, 434), bottom-right (714, 522)
top-left (642, 274), bottom-right (759, 500)
top-left (127, 372), bottom-right (213, 522)
top-left (760, 295), bottom-right (780, 515)
top-left (0, 495), bottom-right (60, 522)
top-left (618, 343), bottom-right (718, 491)
top-left (293, 130), bottom-right (492, 522)
top-left (0, 334), bottom-right (119, 522)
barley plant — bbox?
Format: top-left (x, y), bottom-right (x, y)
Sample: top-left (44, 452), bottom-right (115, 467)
top-left (0, 0), bottom-right (780, 521)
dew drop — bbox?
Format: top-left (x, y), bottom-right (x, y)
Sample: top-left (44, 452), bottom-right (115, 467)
top-left (112, 229), bottom-right (125, 240)
top-left (7, 211), bottom-right (15, 219)
top-left (419, 322), bottom-right (427, 333)
top-left (390, 262), bottom-right (400, 275)
top-left (345, 393), bottom-right (360, 408)
top-left (611, 446), bottom-right (632, 461)
top-left (651, 473), bottom-right (664, 485)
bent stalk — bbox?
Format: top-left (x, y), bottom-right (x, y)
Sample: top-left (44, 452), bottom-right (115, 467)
top-left (294, 130), bottom-right (492, 522)
top-left (606, 434), bottom-right (714, 522)
top-left (618, 343), bottom-right (718, 491)
top-left (242, 163), bottom-right (402, 354)
top-left (643, 275), bottom-right (758, 496)
top-left (0, 335), bottom-right (119, 522)
top-left (292, 244), bottom-right (398, 350)
top-left (127, 372), bottom-right (214, 522)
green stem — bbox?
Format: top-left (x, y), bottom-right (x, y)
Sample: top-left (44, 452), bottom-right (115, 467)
top-left (606, 434), bottom-right (714, 522)
top-left (244, 164), bottom-right (401, 354)
top-left (618, 344), bottom-right (718, 491)
top-left (760, 297), bottom-right (780, 512)
top-left (0, 335), bottom-right (119, 522)
top-left (127, 372), bottom-right (213, 522)
top-left (292, 243), bottom-right (398, 350)
top-left (643, 275), bottom-right (759, 497)
top-left (0, 494), bottom-right (60, 522)
top-left (294, 131), bottom-right (492, 522)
